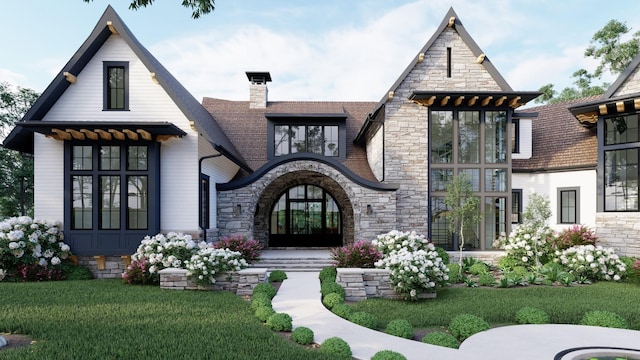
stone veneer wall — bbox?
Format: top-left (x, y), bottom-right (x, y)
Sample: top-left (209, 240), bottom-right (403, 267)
top-left (78, 256), bottom-right (129, 279)
top-left (595, 213), bottom-right (640, 257)
top-left (379, 27), bottom-right (503, 233)
top-left (217, 161), bottom-right (397, 246)
top-left (158, 268), bottom-right (267, 296)
top-left (448, 251), bottom-right (504, 266)
top-left (336, 268), bottom-right (396, 301)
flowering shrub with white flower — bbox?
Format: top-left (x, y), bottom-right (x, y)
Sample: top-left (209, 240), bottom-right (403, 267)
top-left (0, 216), bottom-right (71, 281)
top-left (498, 224), bottom-right (554, 269)
top-left (555, 245), bottom-right (626, 281)
top-left (373, 230), bottom-right (449, 300)
top-left (128, 232), bottom-right (248, 286)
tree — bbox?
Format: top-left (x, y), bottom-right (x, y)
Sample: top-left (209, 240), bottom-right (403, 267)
top-left (444, 173), bottom-right (480, 272)
top-left (535, 19), bottom-right (640, 104)
top-left (0, 82), bottom-right (39, 218)
top-left (82, 0), bottom-right (215, 19)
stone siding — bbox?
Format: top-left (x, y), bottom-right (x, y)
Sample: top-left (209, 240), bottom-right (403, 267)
top-left (595, 213), bottom-right (640, 257)
top-left (217, 161), bottom-right (397, 246)
top-left (611, 66), bottom-right (640, 97)
top-left (448, 251), bottom-right (504, 266)
top-left (159, 267), bottom-right (267, 296)
top-left (336, 268), bottom-right (397, 301)
top-left (78, 255), bottom-right (129, 279)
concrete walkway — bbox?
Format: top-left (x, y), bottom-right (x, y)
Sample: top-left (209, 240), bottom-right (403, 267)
top-left (272, 272), bottom-right (640, 360)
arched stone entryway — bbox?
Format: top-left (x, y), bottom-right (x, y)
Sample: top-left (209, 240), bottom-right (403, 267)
top-left (254, 170), bottom-right (354, 248)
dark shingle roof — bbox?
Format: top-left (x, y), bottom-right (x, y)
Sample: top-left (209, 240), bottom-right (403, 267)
top-left (513, 97), bottom-right (599, 172)
top-left (201, 98), bottom-right (378, 181)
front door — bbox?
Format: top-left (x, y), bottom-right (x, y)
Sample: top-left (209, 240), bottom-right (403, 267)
top-left (269, 184), bottom-right (342, 247)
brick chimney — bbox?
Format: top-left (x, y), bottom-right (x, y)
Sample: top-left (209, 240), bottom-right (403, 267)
top-left (246, 71), bottom-right (271, 109)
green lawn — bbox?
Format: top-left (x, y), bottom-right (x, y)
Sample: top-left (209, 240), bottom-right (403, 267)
top-left (0, 280), bottom-right (333, 360)
top-left (350, 282), bottom-right (640, 330)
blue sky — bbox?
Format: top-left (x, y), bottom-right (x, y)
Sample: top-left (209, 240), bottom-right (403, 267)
top-left (2, 0), bottom-right (640, 103)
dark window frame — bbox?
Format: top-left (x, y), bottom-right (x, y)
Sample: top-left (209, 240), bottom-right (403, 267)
top-left (200, 174), bottom-right (210, 230)
top-left (103, 61), bottom-right (129, 111)
top-left (558, 187), bottom-right (580, 224)
top-left (512, 119), bottom-right (520, 154)
top-left (267, 119), bottom-right (346, 160)
top-left (511, 189), bottom-right (522, 224)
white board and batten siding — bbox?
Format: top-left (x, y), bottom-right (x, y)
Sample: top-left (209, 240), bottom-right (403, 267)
top-left (512, 170), bottom-right (597, 232)
top-left (36, 35), bottom-right (200, 233)
top-left (198, 137), bottom-right (240, 229)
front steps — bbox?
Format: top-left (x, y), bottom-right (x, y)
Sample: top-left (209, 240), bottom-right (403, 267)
top-left (251, 249), bottom-right (334, 272)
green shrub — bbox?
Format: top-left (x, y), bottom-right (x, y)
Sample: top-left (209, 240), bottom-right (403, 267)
top-left (371, 350), bottom-right (408, 360)
top-left (266, 313), bottom-right (293, 332)
top-left (254, 305), bottom-right (275, 322)
top-left (580, 310), bottom-right (628, 329)
top-left (448, 314), bottom-right (490, 342)
top-left (253, 282), bottom-right (277, 299)
top-left (250, 292), bottom-right (272, 311)
top-left (515, 307), bottom-right (550, 324)
top-left (447, 263), bottom-right (461, 283)
top-left (512, 266), bottom-right (530, 278)
top-left (61, 263), bottom-right (94, 280)
top-left (384, 319), bottom-right (413, 339)
top-left (435, 247), bottom-right (450, 264)
top-left (320, 337), bottom-right (352, 359)
top-left (421, 331), bottom-right (459, 349)
top-left (319, 267), bottom-right (337, 283)
top-left (348, 311), bottom-right (377, 329)
top-left (478, 273), bottom-right (496, 286)
top-left (541, 262), bottom-right (568, 283)
top-left (322, 292), bottom-right (344, 309)
top-left (497, 256), bottom-right (520, 271)
top-left (468, 262), bottom-right (489, 275)
top-left (332, 303), bottom-right (354, 319)
top-left (620, 256), bottom-right (640, 283)
top-left (290, 326), bottom-right (314, 345)
top-left (320, 281), bottom-right (345, 299)
top-left (268, 270), bottom-right (287, 282)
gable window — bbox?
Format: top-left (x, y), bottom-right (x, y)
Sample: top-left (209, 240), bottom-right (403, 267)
top-left (103, 61), bottom-right (129, 110)
top-left (273, 124), bottom-right (340, 157)
top-left (558, 187), bottom-right (579, 224)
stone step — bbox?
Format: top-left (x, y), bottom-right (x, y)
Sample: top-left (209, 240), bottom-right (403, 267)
top-left (251, 257), bottom-right (334, 272)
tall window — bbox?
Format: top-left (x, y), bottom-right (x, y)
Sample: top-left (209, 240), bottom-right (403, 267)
top-left (274, 125), bottom-right (339, 156)
top-left (429, 109), bottom-right (511, 250)
top-left (511, 189), bottom-right (522, 224)
top-left (70, 144), bottom-right (150, 230)
top-left (603, 113), bottom-right (640, 212)
top-left (511, 119), bottom-right (520, 154)
top-left (558, 188), bottom-right (579, 224)
top-left (103, 62), bottom-right (129, 110)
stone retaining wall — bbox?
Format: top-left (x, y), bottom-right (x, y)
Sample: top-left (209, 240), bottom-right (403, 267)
top-left (158, 268), bottom-right (267, 296)
top-left (336, 268), bottom-right (396, 301)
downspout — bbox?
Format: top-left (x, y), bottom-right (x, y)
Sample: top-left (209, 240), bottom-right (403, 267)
top-left (199, 153), bottom-right (222, 242)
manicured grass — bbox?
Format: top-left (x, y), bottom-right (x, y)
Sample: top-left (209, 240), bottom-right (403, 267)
top-left (0, 280), bottom-right (334, 360)
top-left (350, 282), bottom-right (640, 330)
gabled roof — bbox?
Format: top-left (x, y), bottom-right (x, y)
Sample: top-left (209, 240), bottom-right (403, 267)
top-left (2, 6), bottom-right (249, 171)
top-left (513, 96), bottom-right (599, 172)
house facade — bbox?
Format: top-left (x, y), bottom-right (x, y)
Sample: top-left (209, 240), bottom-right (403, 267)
top-left (3, 6), bottom-right (640, 276)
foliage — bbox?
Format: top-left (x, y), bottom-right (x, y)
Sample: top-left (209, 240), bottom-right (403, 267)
top-left (434, 247), bottom-right (449, 264)
top-left (130, 232), bottom-right (247, 285)
top-left (421, 332), bottom-right (459, 349)
top-left (322, 292), bottom-right (344, 309)
top-left (540, 262), bottom-right (569, 283)
top-left (213, 234), bottom-right (262, 264)
top-left (0, 280), bottom-right (337, 360)
top-left (254, 305), bottom-right (275, 323)
top-left (580, 310), bottom-right (628, 329)
top-left (250, 292), bottom-right (272, 311)
top-left (522, 193), bottom-right (552, 229)
top-left (371, 350), bottom-right (408, 360)
top-left (0, 216), bottom-right (72, 281)
top-left (384, 319), bottom-right (413, 339)
top-left (446, 263), bottom-right (461, 283)
top-left (477, 273), bottom-right (496, 287)
top-left (122, 257), bottom-right (154, 285)
top-left (552, 225), bottom-right (598, 250)
top-left (331, 303), bottom-right (354, 319)
top-left (320, 337), bottom-right (352, 359)
top-left (82, 0), bottom-right (216, 19)
top-left (268, 269), bottom-right (287, 282)
top-left (319, 266), bottom-right (337, 283)
top-left (499, 223), bottom-right (554, 269)
top-left (348, 311), bottom-right (377, 329)
top-left (290, 326), bottom-right (314, 345)
top-left (320, 281), bottom-right (346, 299)
top-left (444, 173), bottom-right (480, 256)
top-left (468, 262), bottom-right (489, 275)
top-left (253, 282), bottom-right (277, 299)
top-left (330, 240), bottom-right (381, 268)
top-left (515, 307), bottom-right (550, 324)
top-left (554, 245), bottom-right (626, 281)
top-left (497, 256), bottom-right (520, 271)
top-left (0, 83), bottom-right (38, 218)
top-left (373, 230), bottom-right (449, 300)
top-left (266, 312), bottom-right (293, 332)
top-left (620, 257), bottom-right (640, 283)
top-left (448, 314), bottom-right (490, 342)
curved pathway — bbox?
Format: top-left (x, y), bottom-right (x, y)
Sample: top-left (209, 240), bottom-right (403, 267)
top-left (271, 272), bottom-right (640, 360)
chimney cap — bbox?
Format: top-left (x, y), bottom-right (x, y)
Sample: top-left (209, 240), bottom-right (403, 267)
top-left (246, 71), bottom-right (272, 84)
